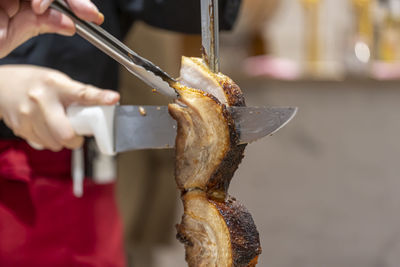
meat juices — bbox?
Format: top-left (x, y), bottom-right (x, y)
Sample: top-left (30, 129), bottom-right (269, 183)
top-left (168, 57), bottom-right (262, 267)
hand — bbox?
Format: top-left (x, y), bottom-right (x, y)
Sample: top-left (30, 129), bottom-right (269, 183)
top-left (0, 65), bottom-right (120, 151)
top-left (0, 0), bottom-right (104, 58)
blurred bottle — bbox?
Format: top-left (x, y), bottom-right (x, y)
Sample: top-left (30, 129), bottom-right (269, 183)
top-left (346, 0), bottom-right (374, 76)
top-left (300, 0), bottom-right (321, 76)
top-left (377, 0), bottom-right (400, 62)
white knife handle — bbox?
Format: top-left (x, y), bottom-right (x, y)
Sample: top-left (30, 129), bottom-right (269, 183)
top-left (68, 105), bottom-right (116, 155)
top-left (29, 106), bottom-right (116, 155)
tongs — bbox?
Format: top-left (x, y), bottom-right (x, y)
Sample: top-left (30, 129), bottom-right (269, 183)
top-left (50, 0), bottom-right (179, 98)
top-left (48, 0), bottom-right (298, 198)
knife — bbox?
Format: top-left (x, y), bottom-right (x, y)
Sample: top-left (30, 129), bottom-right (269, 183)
top-left (66, 105), bottom-right (297, 155)
top-left (46, 0), bottom-right (297, 198)
top-left (46, 0), bottom-right (298, 153)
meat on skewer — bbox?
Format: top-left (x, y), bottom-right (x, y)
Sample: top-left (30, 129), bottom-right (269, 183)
top-left (169, 57), bottom-right (262, 267)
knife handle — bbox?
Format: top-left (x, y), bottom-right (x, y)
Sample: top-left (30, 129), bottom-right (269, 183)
top-left (68, 106), bottom-right (116, 155)
top-left (28, 106), bottom-right (116, 155)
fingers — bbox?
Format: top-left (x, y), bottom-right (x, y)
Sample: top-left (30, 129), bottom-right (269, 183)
top-left (28, 87), bottom-right (84, 150)
top-left (48, 74), bottom-right (120, 106)
top-left (26, 132), bottom-right (48, 150)
top-left (31, 115), bottom-right (84, 151)
top-left (19, 2), bottom-right (75, 35)
top-left (0, 2), bottom-right (75, 58)
top-left (31, 0), bottom-right (104, 24)
top-left (40, 102), bottom-right (84, 150)
top-left (38, 8), bottom-right (76, 35)
top-left (69, 85), bottom-right (120, 106)
top-left (0, 0), bottom-right (104, 59)
top-left (65, 0), bottom-right (104, 24)
top-left (32, 120), bottom-right (63, 151)
top-left (24, 70), bottom-right (117, 151)
top-left (3, 106), bottom-right (60, 151)
top-left (35, 72), bottom-right (118, 150)
top-left (0, 67), bottom-right (116, 151)
top-left (0, 0), bottom-right (19, 17)
top-left (20, 127), bottom-right (49, 151)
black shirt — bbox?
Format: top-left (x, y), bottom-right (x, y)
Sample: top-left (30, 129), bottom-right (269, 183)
top-left (0, 0), bottom-right (241, 138)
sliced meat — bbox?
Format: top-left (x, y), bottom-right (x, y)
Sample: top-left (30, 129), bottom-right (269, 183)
top-left (169, 57), bottom-right (261, 266)
top-left (177, 190), bottom-right (261, 267)
top-left (169, 84), bottom-right (231, 194)
top-left (176, 190), bottom-right (232, 267)
top-left (178, 57), bottom-right (245, 107)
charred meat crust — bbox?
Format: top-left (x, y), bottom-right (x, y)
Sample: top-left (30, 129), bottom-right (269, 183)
top-left (176, 192), bottom-right (262, 267)
top-left (206, 79), bottom-right (255, 267)
top-left (176, 223), bottom-right (194, 247)
top-left (206, 68), bottom-right (247, 199)
top-left (168, 85), bottom-right (232, 192)
top-left (217, 75), bottom-right (246, 107)
top-left (210, 196), bottom-right (262, 267)
top-left (185, 57), bottom-right (246, 108)
top-left (207, 144), bottom-right (246, 199)
top-left (176, 190), bottom-right (234, 267)
top-left (206, 104), bottom-right (245, 198)
top-left (169, 84), bottom-right (245, 198)
top-left (171, 57), bottom-right (261, 267)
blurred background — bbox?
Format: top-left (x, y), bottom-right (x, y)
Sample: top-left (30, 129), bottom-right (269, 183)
top-left (115, 0), bottom-right (400, 266)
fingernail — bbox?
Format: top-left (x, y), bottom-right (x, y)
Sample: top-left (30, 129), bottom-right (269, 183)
top-left (98, 12), bottom-right (104, 24)
top-left (39, 0), bottom-right (52, 13)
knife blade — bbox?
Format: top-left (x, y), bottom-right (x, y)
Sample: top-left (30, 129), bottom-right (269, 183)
top-left (66, 105), bottom-right (297, 155)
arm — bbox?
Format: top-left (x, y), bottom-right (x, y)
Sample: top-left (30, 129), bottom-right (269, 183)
top-left (0, 65), bottom-right (119, 151)
top-left (0, 0), bottom-right (103, 59)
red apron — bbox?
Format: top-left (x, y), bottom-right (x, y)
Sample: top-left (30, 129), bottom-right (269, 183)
top-left (0, 140), bottom-right (125, 267)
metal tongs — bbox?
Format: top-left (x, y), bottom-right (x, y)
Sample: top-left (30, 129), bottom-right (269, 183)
top-left (49, 0), bottom-right (298, 198)
top-left (51, 0), bottom-right (220, 92)
top-left (50, 0), bottom-right (179, 98)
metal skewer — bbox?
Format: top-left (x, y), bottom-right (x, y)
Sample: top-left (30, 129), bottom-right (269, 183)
top-left (201, 0), bottom-right (220, 73)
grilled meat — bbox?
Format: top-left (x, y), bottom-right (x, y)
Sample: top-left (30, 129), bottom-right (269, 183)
top-left (169, 57), bottom-right (261, 266)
